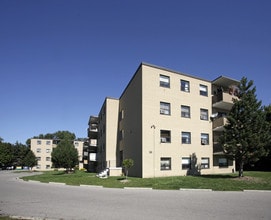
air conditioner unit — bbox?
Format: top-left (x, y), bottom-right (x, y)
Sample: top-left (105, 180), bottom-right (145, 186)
top-left (200, 116), bottom-right (207, 120)
top-left (160, 109), bottom-right (166, 114)
top-left (161, 137), bottom-right (167, 143)
top-left (201, 139), bottom-right (208, 145)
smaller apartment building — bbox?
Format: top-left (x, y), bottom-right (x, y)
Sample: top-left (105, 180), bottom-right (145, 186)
top-left (85, 63), bottom-right (239, 178)
top-left (31, 139), bottom-right (84, 170)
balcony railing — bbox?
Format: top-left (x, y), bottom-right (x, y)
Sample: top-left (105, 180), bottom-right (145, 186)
top-left (212, 92), bottom-right (237, 111)
top-left (213, 117), bottom-right (228, 131)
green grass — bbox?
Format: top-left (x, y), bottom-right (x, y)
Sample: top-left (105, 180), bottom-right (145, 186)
top-left (21, 171), bottom-right (271, 191)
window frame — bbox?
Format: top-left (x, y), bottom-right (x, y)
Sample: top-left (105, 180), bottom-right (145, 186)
top-left (181, 105), bottom-right (191, 118)
top-left (201, 157), bottom-right (210, 169)
top-left (160, 157), bottom-right (171, 170)
top-left (160, 102), bottom-right (171, 115)
top-left (201, 133), bottom-right (209, 145)
top-left (218, 158), bottom-right (228, 168)
top-left (200, 108), bottom-right (209, 121)
top-left (199, 84), bottom-right (208, 96)
top-left (181, 132), bottom-right (191, 144)
top-left (160, 75), bottom-right (170, 88)
top-left (181, 80), bottom-right (190, 92)
top-left (182, 157), bottom-right (191, 170)
top-left (160, 130), bottom-right (171, 143)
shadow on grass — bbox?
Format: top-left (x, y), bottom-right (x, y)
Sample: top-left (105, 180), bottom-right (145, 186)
top-left (52, 171), bottom-right (66, 175)
top-left (198, 174), bottom-right (237, 179)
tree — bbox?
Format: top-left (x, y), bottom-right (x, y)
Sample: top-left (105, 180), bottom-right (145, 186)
top-left (22, 149), bottom-right (37, 170)
top-left (220, 77), bottom-right (270, 177)
top-left (122, 159), bottom-right (134, 179)
top-left (51, 139), bottom-right (79, 173)
top-left (0, 142), bottom-right (14, 167)
top-left (13, 142), bottom-right (29, 168)
top-left (28, 131), bottom-right (76, 143)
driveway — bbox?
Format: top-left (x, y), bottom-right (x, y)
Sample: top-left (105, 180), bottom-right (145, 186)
top-left (0, 171), bottom-right (270, 220)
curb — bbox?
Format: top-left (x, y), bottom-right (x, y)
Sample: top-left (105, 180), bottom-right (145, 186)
top-left (80, 184), bottom-right (103, 188)
top-left (124, 187), bottom-right (153, 190)
top-left (49, 182), bottom-right (65, 185)
top-left (243, 190), bottom-right (271, 193)
top-left (180, 188), bottom-right (212, 191)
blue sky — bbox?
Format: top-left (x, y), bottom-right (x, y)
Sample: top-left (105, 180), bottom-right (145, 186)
top-left (1, 0), bottom-right (270, 144)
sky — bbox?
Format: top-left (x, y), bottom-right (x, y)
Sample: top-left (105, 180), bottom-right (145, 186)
top-left (0, 0), bottom-right (271, 144)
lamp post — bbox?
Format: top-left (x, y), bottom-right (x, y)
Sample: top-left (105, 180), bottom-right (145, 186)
top-left (151, 125), bottom-right (156, 178)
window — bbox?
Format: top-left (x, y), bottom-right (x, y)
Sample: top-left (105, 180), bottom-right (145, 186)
top-left (46, 140), bottom-right (51, 145)
top-left (36, 157), bottom-right (41, 161)
top-left (181, 80), bottom-right (190, 92)
top-left (160, 75), bottom-right (170, 88)
top-left (181, 105), bottom-right (190, 118)
top-left (181, 132), bottom-right (191, 144)
top-left (201, 158), bottom-right (209, 169)
top-left (199, 84), bottom-right (208, 96)
top-left (201, 133), bottom-right (209, 145)
top-left (121, 109), bottom-right (124, 120)
top-left (37, 140), bottom-right (41, 145)
top-left (160, 130), bottom-right (171, 143)
top-left (160, 102), bottom-right (171, 115)
top-left (36, 148), bottom-right (41, 153)
top-left (74, 142), bottom-right (79, 147)
top-left (120, 130), bottom-right (124, 140)
top-left (46, 157), bottom-right (51, 161)
top-left (219, 158), bottom-right (228, 167)
top-left (160, 158), bottom-right (171, 170)
top-left (46, 149), bottom-right (51, 153)
top-left (200, 108), bottom-right (208, 120)
top-left (46, 165), bottom-right (50, 169)
top-left (182, 157), bottom-right (191, 169)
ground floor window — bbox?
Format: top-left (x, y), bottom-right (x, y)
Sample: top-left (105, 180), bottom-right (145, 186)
top-left (181, 157), bottom-right (191, 169)
top-left (218, 158), bottom-right (228, 167)
top-left (160, 157), bottom-right (171, 170)
top-left (201, 157), bottom-right (209, 169)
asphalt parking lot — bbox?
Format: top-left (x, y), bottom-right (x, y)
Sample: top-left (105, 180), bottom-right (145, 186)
top-left (1, 171), bottom-right (271, 220)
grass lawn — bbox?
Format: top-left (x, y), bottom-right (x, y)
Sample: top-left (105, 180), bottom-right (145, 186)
top-left (20, 170), bottom-right (271, 191)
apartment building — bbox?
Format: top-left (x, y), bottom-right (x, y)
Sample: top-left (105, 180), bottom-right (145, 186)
top-left (31, 138), bottom-right (84, 170)
top-left (85, 63), bottom-right (239, 178)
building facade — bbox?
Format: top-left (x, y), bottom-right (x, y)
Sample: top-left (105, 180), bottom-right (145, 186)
top-left (31, 138), bottom-right (84, 170)
top-left (85, 63), bottom-right (239, 178)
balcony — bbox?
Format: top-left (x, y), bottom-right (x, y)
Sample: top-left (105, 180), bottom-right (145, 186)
top-left (212, 92), bottom-right (237, 111)
top-left (88, 128), bottom-right (98, 139)
top-left (213, 117), bottom-right (227, 131)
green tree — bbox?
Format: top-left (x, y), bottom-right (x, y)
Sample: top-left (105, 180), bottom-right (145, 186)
top-left (122, 159), bottom-right (134, 179)
top-left (54, 131), bottom-right (76, 140)
top-left (51, 139), bottom-right (79, 173)
top-left (22, 149), bottom-right (37, 170)
top-left (220, 77), bottom-right (270, 177)
top-left (13, 142), bottom-right (29, 167)
top-left (0, 142), bottom-right (14, 167)
top-left (29, 131), bottom-right (76, 142)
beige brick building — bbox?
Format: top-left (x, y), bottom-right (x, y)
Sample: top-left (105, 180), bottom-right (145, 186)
top-left (31, 139), bottom-right (84, 170)
top-left (85, 63), bottom-right (238, 178)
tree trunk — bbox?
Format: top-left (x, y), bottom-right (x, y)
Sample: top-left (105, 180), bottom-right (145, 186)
top-left (239, 160), bottom-right (244, 177)
top-left (126, 169), bottom-right (128, 179)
